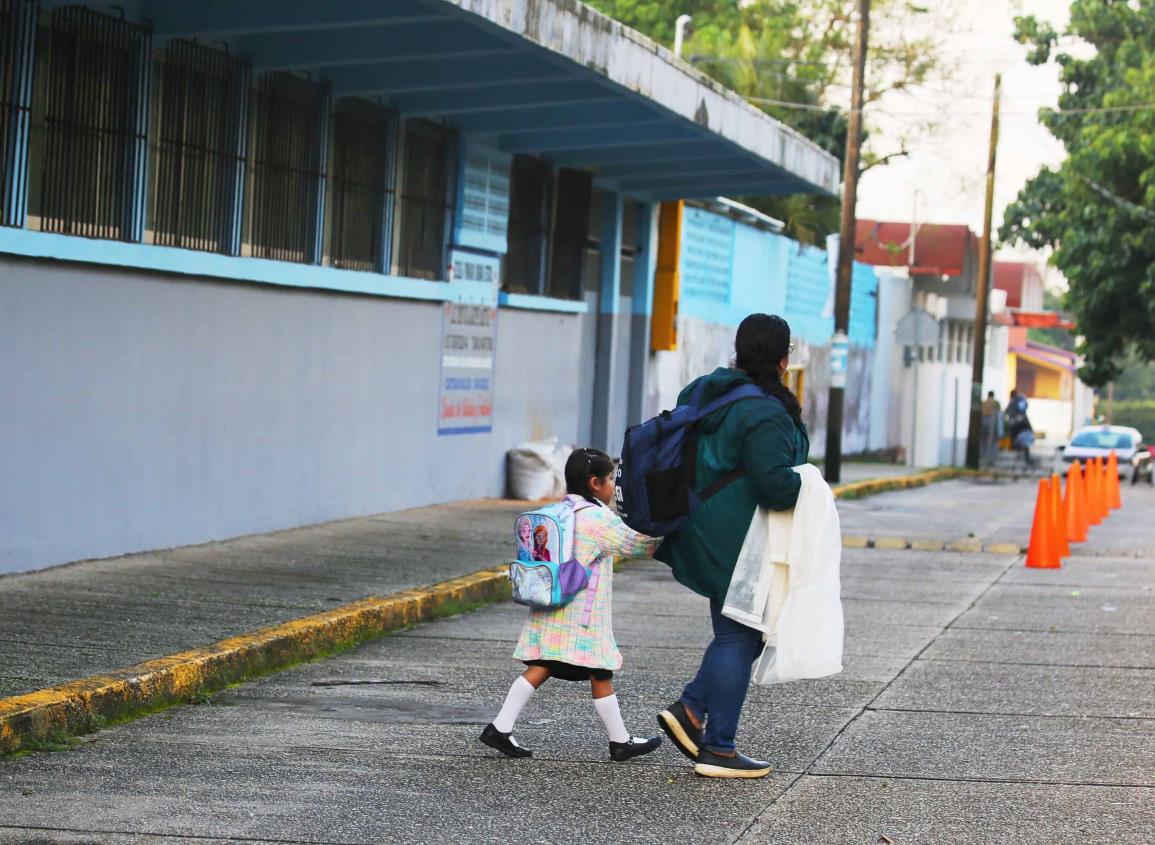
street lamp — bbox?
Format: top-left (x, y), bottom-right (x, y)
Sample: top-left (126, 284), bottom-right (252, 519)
top-left (674, 14), bottom-right (692, 57)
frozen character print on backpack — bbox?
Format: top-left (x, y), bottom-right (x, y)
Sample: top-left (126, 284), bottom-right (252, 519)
top-left (482, 448), bottom-right (665, 763)
top-left (516, 517), bottom-right (534, 562)
top-left (532, 524), bottom-right (553, 561)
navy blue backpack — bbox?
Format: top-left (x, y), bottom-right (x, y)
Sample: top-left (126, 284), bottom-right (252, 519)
top-left (614, 382), bottom-right (777, 536)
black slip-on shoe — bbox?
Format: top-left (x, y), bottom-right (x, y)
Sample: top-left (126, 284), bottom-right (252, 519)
top-left (480, 723), bottom-right (532, 758)
top-left (609, 735), bottom-right (662, 762)
top-left (693, 749), bottom-right (773, 779)
top-left (658, 701), bottom-right (702, 761)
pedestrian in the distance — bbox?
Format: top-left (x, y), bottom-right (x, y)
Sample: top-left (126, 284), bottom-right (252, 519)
top-left (655, 314), bottom-right (809, 778)
top-left (480, 448), bottom-right (663, 762)
top-left (981, 391), bottom-right (1003, 467)
top-left (1005, 390), bottom-right (1035, 468)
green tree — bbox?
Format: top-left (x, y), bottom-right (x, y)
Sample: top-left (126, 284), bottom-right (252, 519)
top-left (999, 0), bottom-right (1155, 387)
top-left (586, 0), bottom-right (947, 244)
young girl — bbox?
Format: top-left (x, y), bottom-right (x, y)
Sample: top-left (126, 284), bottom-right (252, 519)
top-left (480, 447), bottom-right (663, 762)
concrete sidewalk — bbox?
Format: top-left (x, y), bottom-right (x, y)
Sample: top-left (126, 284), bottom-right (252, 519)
top-left (1, 480), bottom-right (1152, 843)
top-left (2, 466), bottom-right (971, 701)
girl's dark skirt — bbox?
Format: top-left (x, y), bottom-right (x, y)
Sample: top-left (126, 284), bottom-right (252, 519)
top-left (523, 659), bottom-right (613, 682)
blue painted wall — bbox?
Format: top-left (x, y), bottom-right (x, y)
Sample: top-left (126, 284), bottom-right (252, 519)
top-left (679, 207), bottom-right (876, 345)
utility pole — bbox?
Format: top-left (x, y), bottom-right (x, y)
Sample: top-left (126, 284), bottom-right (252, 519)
top-left (964, 74), bottom-right (1002, 470)
top-left (824, 0), bottom-right (870, 484)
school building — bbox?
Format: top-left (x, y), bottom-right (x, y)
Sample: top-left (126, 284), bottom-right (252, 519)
top-left (1, 0), bottom-right (856, 574)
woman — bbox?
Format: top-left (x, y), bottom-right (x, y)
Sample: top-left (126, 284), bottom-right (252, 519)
top-left (655, 313), bottom-right (809, 779)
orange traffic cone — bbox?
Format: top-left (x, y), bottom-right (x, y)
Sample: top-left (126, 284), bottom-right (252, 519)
top-left (1050, 473), bottom-right (1070, 558)
top-left (1096, 457), bottom-right (1110, 520)
top-left (1107, 451), bottom-right (1122, 510)
top-left (1026, 477), bottom-right (1061, 568)
top-left (1065, 461), bottom-right (1088, 543)
top-left (1086, 457), bottom-right (1104, 526)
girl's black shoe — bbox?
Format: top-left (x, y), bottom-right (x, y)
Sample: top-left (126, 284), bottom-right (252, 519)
top-left (609, 735), bottom-right (662, 762)
top-left (658, 700), bottom-right (702, 761)
top-left (480, 723), bottom-right (532, 758)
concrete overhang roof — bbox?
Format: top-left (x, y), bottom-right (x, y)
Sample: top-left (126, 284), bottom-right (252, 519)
top-left (127, 0), bottom-right (840, 201)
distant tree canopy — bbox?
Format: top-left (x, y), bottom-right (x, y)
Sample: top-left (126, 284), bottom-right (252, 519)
top-left (999, 0), bottom-right (1155, 387)
top-left (585, 0), bottom-right (947, 245)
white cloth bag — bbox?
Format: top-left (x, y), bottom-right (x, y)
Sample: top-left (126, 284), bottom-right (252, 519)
top-left (722, 464), bottom-right (843, 684)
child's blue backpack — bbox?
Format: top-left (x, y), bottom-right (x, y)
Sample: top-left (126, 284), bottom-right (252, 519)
top-left (615, 382), bottom-right (777, 537)
top-left (509, 497), bottom-right (597, 615)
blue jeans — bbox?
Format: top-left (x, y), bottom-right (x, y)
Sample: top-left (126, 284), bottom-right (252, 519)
top-left (680, 599), bottom-right (764, 754)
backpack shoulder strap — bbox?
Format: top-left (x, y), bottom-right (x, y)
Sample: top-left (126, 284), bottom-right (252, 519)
top-left (695, 383), bottom-right (779, 420)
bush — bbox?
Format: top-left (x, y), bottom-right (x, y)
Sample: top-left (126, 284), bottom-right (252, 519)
top-left (1111, 400), bottom-right (1155, 439)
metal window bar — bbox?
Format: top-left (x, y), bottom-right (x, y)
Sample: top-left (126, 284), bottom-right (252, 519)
top-left (397, 118), bottom-right (453, 281)
top-left (503, 154), bottom-right (551, 294)
top-left (248, 71), bottom-right (328, 264)
top-left (151, 40), bottom-right (248, 254)
top-left (1, 0), bottom-right (35, 227)
top-left (329, 98), bottom-right (391, 272)
top-left (37, 7), bottom-right (150, 240)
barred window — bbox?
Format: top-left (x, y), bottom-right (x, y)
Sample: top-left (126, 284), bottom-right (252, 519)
top-left (247, 72), bottom-right (328, 263)
top-left (328, 98), bottom-right (392, 272)
top-left (1, 0), bottom-right (35, 228)
top-left (397, 119), bottom-right (453, 281)
top-left (150, 41), bottom-right (248, 254)
top-left (30, 7), bottom-right (150, 239)
top-left (546, 168), bottom-right (592, 300)
top-left (503, 154), bottom-right (551, 295)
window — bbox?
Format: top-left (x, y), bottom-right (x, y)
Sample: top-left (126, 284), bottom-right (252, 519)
top-left (397, 118), bottom-right (453, 280)
top-left (503, 154), bottom-right (551, 294)
top-left (0, 0), bottom-right (34, 228)
top-left (247, 72), bottom-right (328, 263)
top-left (151, 40), bottom-right (248, 253)
top-left (328, 98), bottom-right (393, 272)
top-left (30, 7), bottom-right (150, 239)
top-left (546, 168), bottom-right (592, 300)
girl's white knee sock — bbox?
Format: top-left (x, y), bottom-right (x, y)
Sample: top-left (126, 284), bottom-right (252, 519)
top-left (492, 676), bottom-right (536, 733)
top-left (593, 694), bottom-right (631, 743)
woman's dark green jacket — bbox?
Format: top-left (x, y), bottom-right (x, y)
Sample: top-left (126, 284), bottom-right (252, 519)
top-left (654, 367), bottom-right (810, 602)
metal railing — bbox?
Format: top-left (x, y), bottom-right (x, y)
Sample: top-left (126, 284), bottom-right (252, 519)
top-left (151, 40), bottom-right (248, 254)
top-left (36, 6), bottom-right (150, 240)
top-left (247, 71), bottom-right (327, 264)
top-left (329, 99), bottom-right (392, 273)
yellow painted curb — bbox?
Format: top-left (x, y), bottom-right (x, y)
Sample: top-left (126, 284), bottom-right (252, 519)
top-left (872, 537), bottom-right (911, 551)
top-left (947, 540), bottom-right (984, 553)
top-left (831, 467), bottom-right (975, 501)
top-left (842, 535), bottom-right (871, 549)
top-left (984, 542), bottom-right (1026, 555)
top-left (0, 565), bottom-right (512, 755)
top-left (911, 540), bottom-right (947, 552)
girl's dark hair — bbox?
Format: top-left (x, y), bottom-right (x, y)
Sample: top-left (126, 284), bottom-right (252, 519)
top-left (565, 447), bottom-right (615, 499)
top-left (734, 313), bottom-right (803, 424)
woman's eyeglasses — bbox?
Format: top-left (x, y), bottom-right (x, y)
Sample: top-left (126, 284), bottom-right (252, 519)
top-left (787, 343), bottom-right (796, 353)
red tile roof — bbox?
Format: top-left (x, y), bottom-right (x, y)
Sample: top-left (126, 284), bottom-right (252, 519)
top-left (855, 220), bottom-right (975, 276)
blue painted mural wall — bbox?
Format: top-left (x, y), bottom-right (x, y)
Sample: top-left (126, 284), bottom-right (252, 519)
top-left (674, 206), bottom-right (881, 456)
top-left (678, 206), bottom-right (877, 345)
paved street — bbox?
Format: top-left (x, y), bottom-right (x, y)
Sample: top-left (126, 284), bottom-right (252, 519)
top-left (1, 479), bottom-right (1153, 844)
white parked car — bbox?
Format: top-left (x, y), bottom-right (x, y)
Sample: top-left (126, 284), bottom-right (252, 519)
top-left (1060, 425), bottom-right (1151, 483)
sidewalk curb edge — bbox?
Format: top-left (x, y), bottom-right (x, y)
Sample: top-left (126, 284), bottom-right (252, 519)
top-left (0, 565), bottom-right (511, 755)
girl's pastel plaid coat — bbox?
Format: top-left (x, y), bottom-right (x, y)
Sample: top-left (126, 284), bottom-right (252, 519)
top-left (513, 498), bottom-right (660, 671)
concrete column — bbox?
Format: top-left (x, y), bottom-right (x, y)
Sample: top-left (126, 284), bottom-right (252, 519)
top-left (590, 192), bottom-right (623, 452)
top-left (626, 202), bottom-right (657, 427)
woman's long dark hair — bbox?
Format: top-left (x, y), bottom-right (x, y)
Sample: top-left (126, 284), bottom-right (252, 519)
top-left (565, 447), bottom-right (615, 500)
top-left (734, 313), bottom-right (803, 425)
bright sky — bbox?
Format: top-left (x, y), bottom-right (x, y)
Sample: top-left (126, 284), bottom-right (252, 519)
top-left (855, 0), bottom-right (1071, 273)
